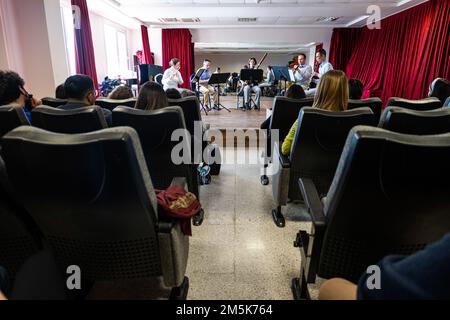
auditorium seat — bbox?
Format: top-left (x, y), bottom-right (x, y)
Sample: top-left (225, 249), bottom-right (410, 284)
top-left (348, 98), bottom-right (383, 120)
top-left (41, 98), bottom-right (68, 108)
top-left (0, 156), bottom-right (40, 280)
top-left (1, 126), bottom-right (190, 299)
top-left (31, 106), bottom-right (108, 134)
top-left (386, 97), bottom-right (442, 111)
top-left (168, 97), bottom-right (221, 175)
top-left (0, 105), bottom-right (30, 138)
top-left (271, 107), bottom-right (376, 228)
top-left (95, 98), bottom-right (137, 112)
top-left (294, 126), bottom-right (450, 300)
top-left (261, 97), bottom-right (315, 185)
top-left (112, 106), bottom-right (204, 225)
top-left (380, 107), bottom-right (450, 134)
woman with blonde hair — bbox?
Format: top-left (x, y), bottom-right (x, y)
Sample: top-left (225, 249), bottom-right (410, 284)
top-left (281, 70), bottom-right (349, 156)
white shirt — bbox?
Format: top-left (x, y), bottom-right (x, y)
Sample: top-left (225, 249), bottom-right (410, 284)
top-left (294, 65), bottom-right (313, 87)
top-left (318, 61), bottom-right (334, 79)
top-left (162, 67), bottom-right (184, 91)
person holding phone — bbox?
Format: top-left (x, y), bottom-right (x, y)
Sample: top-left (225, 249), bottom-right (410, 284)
top-left (0, 71), bottom-right (42, 122)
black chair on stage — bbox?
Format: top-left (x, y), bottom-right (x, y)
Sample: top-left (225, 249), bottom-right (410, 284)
top-left (0, 106), bottom-right (30, 138)
top-left (386, 97), bottom-right (442, 111)
top-left (113, 106), bottom-right (204, 226)
top-left (41, 98), bottom-right (68, 108)
top-left (294, 126), bottom-right (450, 299)
top-left (31, 106), bottom-right (108, 134)
top-left (261, 97), bottom-right (315, 186)
top-left (379, 107), bottom-right (450, 135)
top-left (1, 126), bottom-right (190, 299)
top-left (271, 107), bottom-right (376, 228)
top-left (95, 98), bottom-right (137, 112)
top-left (348, 98), bottom-right (383, 120)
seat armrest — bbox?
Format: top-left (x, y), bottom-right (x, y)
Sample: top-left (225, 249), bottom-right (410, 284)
top-left (273, 141), bottom-right (291, 168)
top-left (299, 178), bottom-right (326, 228)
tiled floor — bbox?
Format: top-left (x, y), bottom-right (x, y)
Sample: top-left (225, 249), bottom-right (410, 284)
top-left (187, 148), bottom-right (315, 300)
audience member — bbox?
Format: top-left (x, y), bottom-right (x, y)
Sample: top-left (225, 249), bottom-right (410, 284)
top-left (319, 233), bottom-right (450, 300)
top-left (166, 88), bottom-right (182, 100)
top-left (108, 85), bottom-right (134, 100)
top-left (60, 75), bottom-right (112, 126)
top-left (282, 70), bottom-right (349, 156)
top-left (0, 70), bottom-right (42, 122)
top-left (349, 78), bottom-right (364, 100)
top-left (55, 84), bottom-right (67, 100)
top-left (135, 81), bottom-right (169, 111)
top-left (428, 78), bottom-right (450, 105)
top-left (261, 84), bottom-right (306, 130)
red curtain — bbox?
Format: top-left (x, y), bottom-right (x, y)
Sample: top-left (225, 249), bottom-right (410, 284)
top-left (162, 29), bottom-right (194, 89)
top-left (141, 25), bottom-right (153, 64)
top-left (71, 0), bottom-right (98, 89)
top-left (329, 0), bottom-right (450, 103)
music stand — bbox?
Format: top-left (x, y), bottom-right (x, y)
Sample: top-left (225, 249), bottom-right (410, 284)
top-left (208, 73), bottom-right (231, 112)
top-left (192, 69), bottom-right (209, 114)
top-left (272, 66), bottom-right (292, 95)
top-left (238, 69), bottom-right (264, 110)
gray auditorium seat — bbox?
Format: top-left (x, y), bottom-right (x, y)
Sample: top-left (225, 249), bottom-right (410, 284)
top-left (0, 105), bottom-right (29, 138)
top-left (348, 98), bottom-right (383, 120)
top-left (1, 126), bottom-right (190, 298)
top-left (386, 97), bottom-right (442, 111)
top-left (294, 126), bottom-right (450, 299)
top-left (95, 98), bottom-right (137, 112)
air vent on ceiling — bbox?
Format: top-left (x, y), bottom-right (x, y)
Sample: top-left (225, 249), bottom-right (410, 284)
top-left (316, 16), bottom-right (340, 22)
top-left (159, 18), bottom-right (200, 23)
top-left (238, 18), bottom-right (258, 23)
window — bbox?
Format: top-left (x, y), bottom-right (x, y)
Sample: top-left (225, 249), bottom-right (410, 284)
top-left (104, 24), bottom-right (130, 78)
top-left (60, 0), bottom-right (77, 76)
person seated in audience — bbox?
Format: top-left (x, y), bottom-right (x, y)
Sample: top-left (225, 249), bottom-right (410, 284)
top-left (349, 78), bottom-right (364, 100)
top-left (162, 58), bottom-right (184, 92)
top-left (428, 78), bottom-right (450, 105)
top-left (166, 88), bottom-right (182, 100)
top-left (260, 84), bottom-right (306, 130)
top-left (0, 70), bottom-right (42, 122)
top-left (282, 70), bottom-right (348, 156)
top-left (319, 233), bottom-right (450, 300)
top-left (55, 84), bottom-right (67, 100)
top-left (135, 81), bottom-right (169, 111)
top-left (0, 266), bottom-right (9, 300)
top-left (108, 85), bottom-right (134, 100)
top-left (60, 75), bottom-right (112, 126)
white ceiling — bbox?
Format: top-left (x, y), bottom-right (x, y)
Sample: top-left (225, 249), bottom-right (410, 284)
top-left (105, 0), bottom-right (428, 28)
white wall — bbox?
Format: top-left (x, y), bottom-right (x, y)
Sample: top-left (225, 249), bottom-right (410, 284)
top-left (149, 27), bottom-right (163, 66)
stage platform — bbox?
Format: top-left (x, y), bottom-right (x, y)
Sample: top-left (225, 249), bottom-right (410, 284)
top-left (201, 95), bottom-right (273, 130)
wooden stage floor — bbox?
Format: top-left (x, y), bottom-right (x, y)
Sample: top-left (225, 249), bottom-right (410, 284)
top-left (201, 95), bottom-right (273, 129)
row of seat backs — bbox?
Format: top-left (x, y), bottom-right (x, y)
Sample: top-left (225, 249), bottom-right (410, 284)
top-left (41, 97), bottom-right (138, 112)
top-left (318, 126), bottom-right (450, 282)
top-left (0, 126), bottom-right (176, 283)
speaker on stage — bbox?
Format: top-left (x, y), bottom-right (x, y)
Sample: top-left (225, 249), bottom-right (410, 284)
top-left (138, 64), bottom-right (164, 85)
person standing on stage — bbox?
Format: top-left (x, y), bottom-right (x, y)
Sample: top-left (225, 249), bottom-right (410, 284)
top-left (243, 57), bottom-right (262, 110)
top-left (162, 58), bottom-right (184, 91)
top-left (198, 59), bottom-right (219, 107)
top-left (293, 53), bottom-right (313, 89)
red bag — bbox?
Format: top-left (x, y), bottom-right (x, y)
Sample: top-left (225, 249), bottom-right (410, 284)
top-left (155, 185), bottom-right (202, 236)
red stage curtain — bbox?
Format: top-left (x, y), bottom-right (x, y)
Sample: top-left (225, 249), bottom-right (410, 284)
top-left (329, 0), bottom-right (450, 103)
top-left (162, 29), bottom-right (194, 89)
top-left (141, 25), bottom-right (153, 64)
top-left (71, 0), bottom-right (98, 89)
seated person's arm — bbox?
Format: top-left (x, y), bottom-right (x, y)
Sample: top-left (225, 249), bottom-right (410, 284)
top-left (281, 120), bottom-right (298, 156)
top-left (319, 278), bottom-right (357, 300)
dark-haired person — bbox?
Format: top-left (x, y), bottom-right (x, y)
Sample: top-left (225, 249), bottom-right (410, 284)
top-left (135, 81), bottom-right (169, 111)
top-left (162, 58), bottom-right (184, 91)
top-left (55, 84), bottom-right (67, 100)
top-left (293, 53), bottom-right (313, 89)
top-left (428, 78), bottom-right (450, 105)
top-left (198, 59), bottom-right (219, 107)
top-left (0, 70), bottom-right (42, 122)
top-left (349, 78), bottom-right (364, 100)
top-left (261, 84), bottom-right (306, 130)
top-left (314, 49), bottom-right (334, 81)
top-left (166, 88), bottom-right (182, 100)
top-left (108, 85), bottom-right (134, 100)
top-left (60, 75), bottom-right (112, 126)
top-left (320, 233), bottom-right (450, 300)
top-left (243, 57), bottom-right (262, 110)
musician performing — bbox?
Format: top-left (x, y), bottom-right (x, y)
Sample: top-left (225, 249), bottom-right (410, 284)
top-left (292, 53), bottom-right (313, 90)
top-left (197, 59), bottom-right (219, 107)
top-left (242, 55), bottom-right (268, 111)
